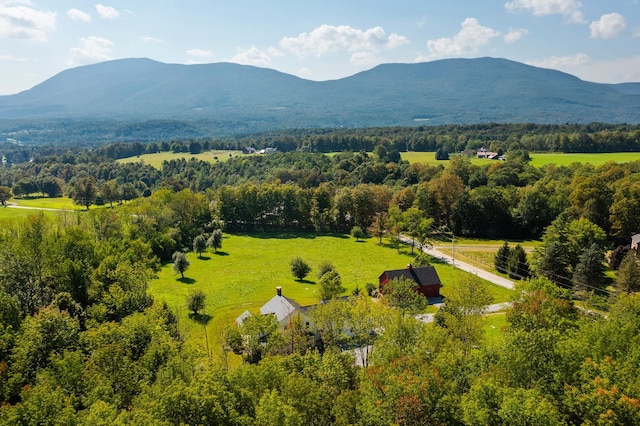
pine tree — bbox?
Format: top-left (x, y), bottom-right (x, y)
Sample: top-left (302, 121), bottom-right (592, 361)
top-left (507, 244), bottom-right (530, 280)
top-left (494, 241), bottom-right (511, 274)
top-left (616, 250), bottom-right (640, 294)
top-left (572, 243), bottom-right (605, 292)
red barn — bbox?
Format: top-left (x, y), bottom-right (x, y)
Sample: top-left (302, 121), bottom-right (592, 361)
top-left (378, 264), bottom-right (442, 298)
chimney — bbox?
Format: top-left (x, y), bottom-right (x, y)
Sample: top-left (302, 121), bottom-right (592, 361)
top-left (407, 263), bottom-right (413, 270)
top-left (276, 286), bottom-right (282, 297)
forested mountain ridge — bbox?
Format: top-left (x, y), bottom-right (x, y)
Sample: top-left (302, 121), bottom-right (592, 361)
top-left (0, 57), bottom-right (639, 136)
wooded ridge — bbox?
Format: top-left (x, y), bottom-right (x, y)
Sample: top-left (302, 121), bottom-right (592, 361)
top-left (0, 57), bottom-right (639, 136)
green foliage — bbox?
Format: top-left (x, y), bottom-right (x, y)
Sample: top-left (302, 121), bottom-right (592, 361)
top-left (507, 244), bottom-right (530, 280)
top-left (290, 257), bottom-right (311, 281)
top-left (171, 251), bottom-right (190, 278)
top-left (186, 290), bottom-right (206, 315)
top-left (207, 229), bottom-right (223, 253)
top-left (572, 242), bottom-right (605, 291)
top-left (350, 225), bottom-right (365, 241)
top-left (192, 234), bottom-right (207, 258)
top-left (494, 241), bottom-right (511, 274)
top-left (0, 186), bottom-right (11, 206)
top-left (381, 276), bottom-right (428, 315)
top-left (616, 250), bottom-right (640, 294)
top-left (318, 269), bottom-right (344, 301)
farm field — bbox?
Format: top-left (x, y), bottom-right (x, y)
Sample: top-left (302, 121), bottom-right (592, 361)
top-left (117, 149), bottom-right (243, 169)
top-left (401, 151), bottom-right (640, 167)
top-left (148, 233), bottom-right (514, 355)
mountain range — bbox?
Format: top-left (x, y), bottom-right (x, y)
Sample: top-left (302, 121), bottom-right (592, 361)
top-left (0, 57), bottom-right (639, 135)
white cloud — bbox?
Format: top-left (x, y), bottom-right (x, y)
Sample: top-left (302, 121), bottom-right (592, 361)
top-left (427, 18), bottom-right (500, 58)
top-left (70, 36), bottom-right (113, 63)
top-left (590, 13), bottom-right (626, 39)
top-left (186, 49), bottom-right (213, 64)
top-left (527, 52), bottom-right (590, 69)
top-left (230, 46), bottom-right (271, 67)
top-left (186, 48), bottom-right (213, 58)
top-left (0, 53), bottom-right (27, 62)
top-left (634, 28), bottom-right (640, 39)
top-left (95, 3), bottom-right (119, 19)
top-left (141, 35), bottom-right (162, 43)
top-left (505, 0), bottom-right (585, 23)
top-left (350, 51), bottom-right (378, 67)
top-left (504, 28), bottom-right (528, 43)
top-left (67, 8), bottom-right (91, 22)
top-left (0, 2), bottom-right (56, 41)
top-left (529, 54), bottom-right (640, 83)
top-left (280, 24), bottom-right (409, 58)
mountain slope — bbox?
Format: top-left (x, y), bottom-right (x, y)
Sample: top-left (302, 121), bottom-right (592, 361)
top-left (0, 57), bottom-right (639, 128)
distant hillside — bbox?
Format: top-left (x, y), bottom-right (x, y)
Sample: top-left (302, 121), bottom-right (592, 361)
top-left (0, 57), bottom-right (639, 136)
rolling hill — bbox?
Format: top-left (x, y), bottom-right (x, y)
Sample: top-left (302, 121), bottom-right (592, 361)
top-left (0, 57), bottom-right (639, 137)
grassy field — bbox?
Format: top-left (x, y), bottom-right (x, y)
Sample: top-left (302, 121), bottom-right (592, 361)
top-left (402, 151), bottom-right (640, 167)
top-left (117, 150), bottom-right (243, 169)
top-left (484, 312), bottom-right (508, 343)
top-left (9, 197), bottom-right (80, 210)
top-left (148, 233), bottom-right (514, 355)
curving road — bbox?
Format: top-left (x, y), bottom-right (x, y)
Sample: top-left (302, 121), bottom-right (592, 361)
top-left (399, 235), bottom-right (515, 290)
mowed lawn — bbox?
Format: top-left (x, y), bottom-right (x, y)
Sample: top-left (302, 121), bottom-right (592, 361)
top-left (149, 233), bottom-right (514, 354)
top-left (117, 150), bottom-right (243, 169)
top-left (402, 151), bottom-right (640, 167)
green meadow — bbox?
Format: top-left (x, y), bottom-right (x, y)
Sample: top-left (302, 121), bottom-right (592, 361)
top-left (149, 233), bottom-right (514, 353)
top-left (401, 151), bottom-right (640, 167)
top-left (117, 150), bottom-right (243, 169)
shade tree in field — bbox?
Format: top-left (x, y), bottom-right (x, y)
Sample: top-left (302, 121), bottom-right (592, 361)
top-left (192, 234), bottom-right (207, 258)
top-left (207, 229), bottom-right (223, 253)
top-left (290, 257), bottom-right (311, 281)
top-left (186, 290), bottom-right (206, 315)
top-left (172, 251), bottom-right (190, 279)
top-left (0, 185), bottom-right (12, 206)
top-left (350, 225), bottom-right (365, 242)
top-left (70, 176), bottom-right (98, 210)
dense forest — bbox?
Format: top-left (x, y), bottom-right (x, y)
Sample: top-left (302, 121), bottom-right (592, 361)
top-left (1, 124), bottom-right (640, 424)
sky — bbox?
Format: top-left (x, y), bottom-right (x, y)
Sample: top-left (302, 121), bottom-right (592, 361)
top-left (0, 0), bottom-right (639, 95)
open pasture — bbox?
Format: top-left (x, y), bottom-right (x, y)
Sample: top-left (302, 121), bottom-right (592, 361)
top-left (401, 151), bottom-right (640, 167)
top-left (117, 150), bottom-right (243, 169)
top-left (148, 233), bottom-right (514, 353)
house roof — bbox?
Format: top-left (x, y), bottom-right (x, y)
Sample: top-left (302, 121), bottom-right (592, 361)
top-left (260, 294), bottom-right (305, 323)
top-left (379, 265), bottom-right (441, 287)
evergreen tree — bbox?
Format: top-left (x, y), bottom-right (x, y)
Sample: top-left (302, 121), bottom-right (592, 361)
top-left (507, 244), bottom-right (530, 280)
top-left (616, 250), bottom-right (640, 294)
top-left (572, 243), bottom-right (605, 292)
top-left (536, 241), bottom-right (571, 288)
top-left (494, 241), bottom-right (511, 274)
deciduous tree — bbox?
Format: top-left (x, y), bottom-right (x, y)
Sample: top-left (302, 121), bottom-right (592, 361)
top-left (186, 290), bottom-right (206, 315)
top-left (207, 229), bottom-right (223, 253)
top-left (192, 234), bottom-right (207, 258)
top-left (290, 257), bottom-right (311, 281)
top-left (172, 251), bottom-right (190, 279)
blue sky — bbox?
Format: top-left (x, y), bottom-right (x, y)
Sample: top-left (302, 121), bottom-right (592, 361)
top-left (0, 0), bottom-right (638, 94)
